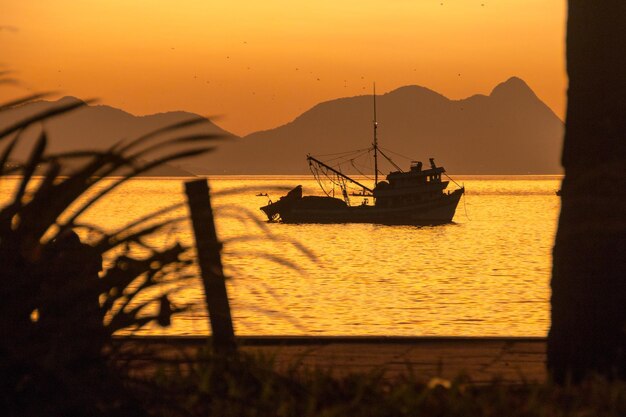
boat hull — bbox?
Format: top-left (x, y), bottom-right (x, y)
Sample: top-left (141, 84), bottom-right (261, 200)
top-left (275, 188), bottom-right (464, 226)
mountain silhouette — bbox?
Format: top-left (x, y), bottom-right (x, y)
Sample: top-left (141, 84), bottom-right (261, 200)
top-left (0, 97), bottom-right (234, 176)
top-left (1, 77), bottom-right (563, 175)
top-left (208, 77), bottom-right (563, 174)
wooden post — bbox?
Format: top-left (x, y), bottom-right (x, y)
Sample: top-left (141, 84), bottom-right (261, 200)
top-left (184, 179), bottom-right (236, 354)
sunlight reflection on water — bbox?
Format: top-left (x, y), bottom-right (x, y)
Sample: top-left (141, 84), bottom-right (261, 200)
top-left (1, 175), bottom-right (561, 336)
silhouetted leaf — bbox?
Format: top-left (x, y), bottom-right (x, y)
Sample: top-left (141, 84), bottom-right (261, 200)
top-left (0, 133), bottom-right (20, 176)
top-left (0, 98), bottom-right (92, 140)
top-left (13, 130), bottom-right (47, 209)
top-left (116, 116), bottom-right (209, 153)
top-left (96, 216), bottom-right (188, 254)
top-left (128, 133), bottom-right (222, 162)
top-left (0, 93), bottom-right (50, 111)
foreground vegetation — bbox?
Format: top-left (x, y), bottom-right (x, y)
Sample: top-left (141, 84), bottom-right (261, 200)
top-left (128, 349), bottom-right (626, 417)
top-left (0, 88), bottom-right (219, 415)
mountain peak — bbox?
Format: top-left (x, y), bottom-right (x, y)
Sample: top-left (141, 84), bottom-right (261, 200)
top-left (387, 84), bottom-right (448, 101)
top-left (490, 76), bottom-right (536, 100)
top-left (57, 96), bottom-right (85, 105)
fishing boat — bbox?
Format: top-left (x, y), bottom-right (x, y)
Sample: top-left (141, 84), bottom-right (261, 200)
top-left (260, 88), bottom-right (465, 226)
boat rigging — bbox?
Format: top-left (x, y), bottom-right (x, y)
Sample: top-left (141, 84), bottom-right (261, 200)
top-left (260, 84), bottom-right (465, 225)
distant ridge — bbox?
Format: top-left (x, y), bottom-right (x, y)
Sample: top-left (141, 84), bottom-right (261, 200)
top-left (0, 97), bottom-right (236, 176)
top-left (205, 76), bottom-right (564, 175)
top-left (0, 77), bottom-right (564, 175)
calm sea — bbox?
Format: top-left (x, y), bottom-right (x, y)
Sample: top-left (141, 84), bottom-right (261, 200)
top-left (3, 175), bottom-right (562, 337)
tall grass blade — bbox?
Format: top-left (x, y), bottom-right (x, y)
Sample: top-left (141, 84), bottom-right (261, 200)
top-left (0, 93), bottom-right (51, 111)
top-left (0, 99), bottom-right (92, 140)
top-left (116, 116), bottom-right (211, 153)
top-left (12, 131), bottom-right (46, 209)
top-left (65, 147), bottom-right (214, 227)
top-left (0, 133), bottom-right (20, 176)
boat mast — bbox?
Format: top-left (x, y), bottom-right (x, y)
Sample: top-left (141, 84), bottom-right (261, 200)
top-left (373, 83), bottom-right (378, 188)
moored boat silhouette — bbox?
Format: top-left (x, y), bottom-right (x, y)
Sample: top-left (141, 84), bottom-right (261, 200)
top-left (260, 85), bottom-right (464, 225)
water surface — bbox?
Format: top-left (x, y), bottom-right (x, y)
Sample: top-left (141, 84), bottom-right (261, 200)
top-left (2, 175), bottom-right (561, 336)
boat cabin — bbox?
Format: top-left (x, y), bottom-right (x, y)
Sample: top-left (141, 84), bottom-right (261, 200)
top-left (373, 158), bottom-right (450, 208)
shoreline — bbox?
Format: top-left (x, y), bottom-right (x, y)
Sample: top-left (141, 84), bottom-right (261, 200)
top-left (115, 336), bottom-right (547, 384)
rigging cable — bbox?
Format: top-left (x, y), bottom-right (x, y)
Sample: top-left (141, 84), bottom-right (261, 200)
top-left (444, 172), bottom-right (463, 190)
top-left (377, 147), bottom-right (403, 172)
top-left (312, 147), bottom-right (371, 161)
top-left (314, 149), bottom-right (376, 188)
top-left (442, 172), bottom-right (470, 221)
top-left (323, 148), bottom-right (371, 166)
top-left (309, 158), bottom-right (350, 198)
top-left (349, 158), bottom-right (373, 180)
top-left (309, 160), bottom-right (333, 198)
top-left (462, 188), bottom-right (471, 221)
top-left (379, 147), bottom-right (415, 161)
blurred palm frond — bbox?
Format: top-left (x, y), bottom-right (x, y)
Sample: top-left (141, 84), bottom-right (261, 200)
top-left (0, 93), bottom-right (219, 415)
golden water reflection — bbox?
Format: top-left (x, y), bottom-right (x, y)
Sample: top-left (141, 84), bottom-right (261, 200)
top-left (1, 175), bottom-right (560, 336)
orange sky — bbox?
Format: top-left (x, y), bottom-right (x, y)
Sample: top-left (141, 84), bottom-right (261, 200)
top-left (1, 1), bottom-right (566, 136)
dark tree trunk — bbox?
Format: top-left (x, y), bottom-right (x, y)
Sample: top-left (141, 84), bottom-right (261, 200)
top-left (548, 2), bottom-right (626, 382)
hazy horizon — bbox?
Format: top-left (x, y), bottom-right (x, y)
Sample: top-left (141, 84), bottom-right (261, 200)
top-left (1, 1), bottom-right (566, 136)
top-left (24, 75), bottom-right (563, 136)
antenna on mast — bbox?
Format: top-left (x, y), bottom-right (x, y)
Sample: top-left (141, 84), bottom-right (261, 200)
top-left (373, 83), bottom-right (378, 188)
